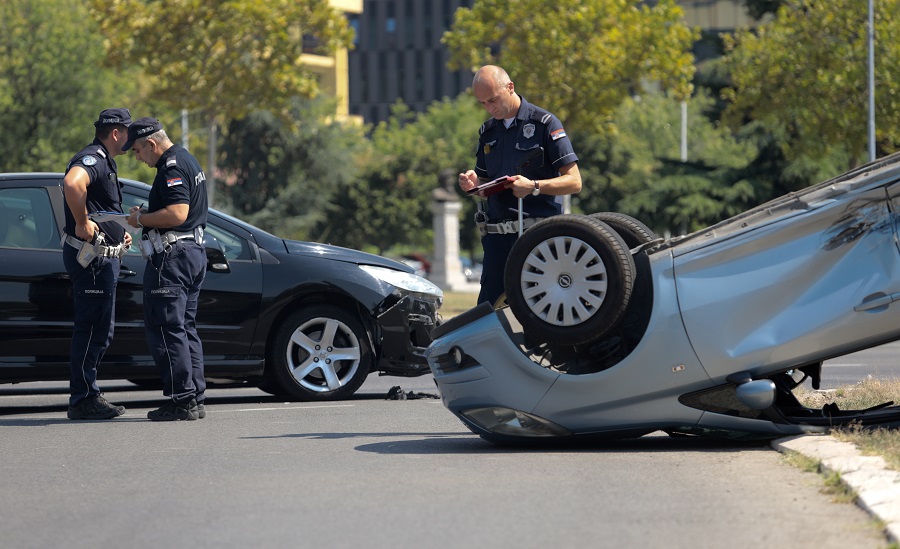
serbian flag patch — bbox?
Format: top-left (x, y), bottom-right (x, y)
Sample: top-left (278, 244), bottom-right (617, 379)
top-left (551, 128), bottom-right (567, 141)
top-left (166, 177), bottom-right (183, 187)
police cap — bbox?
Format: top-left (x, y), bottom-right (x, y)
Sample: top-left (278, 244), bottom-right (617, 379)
top-left (122, 117), bottom-right (163, 152)
top-left (93, 107), bottom-right (133, 128)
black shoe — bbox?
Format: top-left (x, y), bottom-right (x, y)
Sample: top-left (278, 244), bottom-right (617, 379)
top-left (197, 403), bottom-right (206, 419)
top-left (68, 396), bottom-right (125, 420)
top-left (147, 398), bottom-right (199, 421)
top-left (97, 395), bottom-right (126, 416)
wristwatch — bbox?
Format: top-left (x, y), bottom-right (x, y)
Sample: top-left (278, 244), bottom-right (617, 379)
top-left (531, 180), bottom-right (541, 196)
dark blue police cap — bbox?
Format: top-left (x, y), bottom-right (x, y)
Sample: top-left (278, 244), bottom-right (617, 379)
top-left (122, 117), bottom-right (163, 152)
top-left (93, 108), bottom-right (132, 128)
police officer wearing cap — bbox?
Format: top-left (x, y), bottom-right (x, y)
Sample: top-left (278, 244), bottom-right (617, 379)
top-left (62, 107), bottom-right (134, 420)
top-left (124, 117), bottom-right (209, 421)
top-left (458, 65), bottom-right (582, 306)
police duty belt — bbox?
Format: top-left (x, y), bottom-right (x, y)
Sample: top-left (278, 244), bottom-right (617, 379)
top-left (63, 234), bottom-right (127, 260)
top-left (475, 216), bottom-right (544, 236)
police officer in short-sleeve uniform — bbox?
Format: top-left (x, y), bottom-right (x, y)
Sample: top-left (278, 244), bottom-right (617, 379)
top-left (123, 117), bottom-right (209, 421)
top-left (62, 107), bottom-right (133, 420)
top-left (459, 65), bottom-right (582, 306)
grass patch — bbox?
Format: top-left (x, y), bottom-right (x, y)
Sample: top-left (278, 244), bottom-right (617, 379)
top-left (782, 449), bottom-right (821, 473)
top-left (439, 291), bottom-right (479, 319)
top-left (794, 377), bottom-right (900, 470)
top-left (821, 470), bottom-right (858, 504)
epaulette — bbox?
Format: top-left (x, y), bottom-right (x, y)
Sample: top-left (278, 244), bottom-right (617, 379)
top-left (479, 118), bottom-right (498, 135)
top-left (166, 158), bottom-right (177, 167)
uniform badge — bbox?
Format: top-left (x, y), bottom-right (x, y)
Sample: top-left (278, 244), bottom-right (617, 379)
top-left (484, 140), bottom-right (497, 155)
top-left (167, 177), bottom-right (183, 187)
top-left (81, 155), bottom-right (98, 166)
top-left (551, 128), bottom-right (567, 141)
top-left (523, 123), bottom-right (535, 139)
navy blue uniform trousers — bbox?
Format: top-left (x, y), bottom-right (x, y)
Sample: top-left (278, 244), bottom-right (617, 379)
top-left (477, 233), bottom-right (518, 307)
top-left (62, 245), bottom-right (119, 406)
top-left (144, 240), bottom-right (207, 404)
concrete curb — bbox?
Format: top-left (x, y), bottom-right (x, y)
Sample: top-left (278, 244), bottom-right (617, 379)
top-left (773, 435), bottom-right (900, 543)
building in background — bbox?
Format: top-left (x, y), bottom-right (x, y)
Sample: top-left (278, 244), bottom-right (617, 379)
top-left (679, 0), bottom-right (753, 29)
top-left (346, 1), bottom-right (754, 126)
top-left (679, 0), bottom-right (755, 61)
top-left (303, 0), bottom-right (364, 120)
top-left (347, 0), bottom-right (475, 126)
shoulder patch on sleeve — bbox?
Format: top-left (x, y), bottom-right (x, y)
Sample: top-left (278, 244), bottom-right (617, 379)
top-left (81, 155), bottom-right (98, 166)
top-left (551, 128), bottom-right (567, 141)
top-left (166, 177), bottom-right (184, 187)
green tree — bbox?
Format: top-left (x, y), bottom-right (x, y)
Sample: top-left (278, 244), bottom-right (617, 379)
top-left (722, 0), bottom-right (900, 168)
top-left (91, 0), bottom-right (355, 204)
top-left (442, 0), bottom-right (699, 135)
top-left (575, 91), bottom-right (757, 234)
top-left (0, 0), bottom-right (138, 172)
top-left (317, 96), bottom-right (486, 255)
top-left (217, 97), bottom-right (369, 241)
top-left (742, 0), bottom-right (784, 20)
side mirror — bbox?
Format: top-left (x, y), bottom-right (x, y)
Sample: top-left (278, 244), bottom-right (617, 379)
top-left (204, 245), bottom-right (231, 273)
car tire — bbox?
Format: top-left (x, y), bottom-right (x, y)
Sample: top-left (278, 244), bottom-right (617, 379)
top-left (589, 212), bottom-right (659, 250)
top-left (265, 305), bottom-right (373, 401)
top-left (504, 214), bottom-right (636, 346)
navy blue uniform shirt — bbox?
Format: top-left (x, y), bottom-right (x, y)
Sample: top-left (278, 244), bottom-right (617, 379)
top-left (145, 144), bottom-right (208, 235)
top-left (474, 95), bottom-right (577, 221)
top-left (63, 139), bottom-right (126, 245)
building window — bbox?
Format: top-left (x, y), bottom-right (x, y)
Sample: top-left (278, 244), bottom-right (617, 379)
top-left (348, 14), bottom-right (360, 47)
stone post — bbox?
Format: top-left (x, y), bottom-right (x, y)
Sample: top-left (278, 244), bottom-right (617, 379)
top-left (431, 169), bottom-right (467, 291)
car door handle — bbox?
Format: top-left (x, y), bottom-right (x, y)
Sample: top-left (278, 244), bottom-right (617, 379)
top-left (855, 292), bottom-right (900, 312)
top-left (119, 267), bottom-right (138, 278)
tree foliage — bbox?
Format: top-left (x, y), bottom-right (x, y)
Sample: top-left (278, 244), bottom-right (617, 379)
top-left (742, 0), bottom-right (785, 20)
top-left (0, 0), bottom-right (138, 172)
top-left (722, 0), bottom-right (900, 168)
top-left (575, 91), bottom-right (757, 234)
top-left (217, 98), bottom-right (368, 241)
top-left (442, 0), bottom-right (699, 135)
top-left (316, 96), bottom-right (487, 255)
top-left (91, 0), bottom-right (355, 124)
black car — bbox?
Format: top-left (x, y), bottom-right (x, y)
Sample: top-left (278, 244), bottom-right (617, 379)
top-left (0, 173), bottom-right (443, 400)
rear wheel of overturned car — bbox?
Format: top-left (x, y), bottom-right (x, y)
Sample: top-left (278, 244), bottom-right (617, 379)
top-left (264, 305), bottom-right (373, 401)
top-left (589, 212), bottom-right (659, 250)
top-left (504, 214), bottom-right (636, 347)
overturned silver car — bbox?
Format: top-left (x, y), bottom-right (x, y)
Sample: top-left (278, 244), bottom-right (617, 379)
top-left (426, 152), bottom-right (900, 444)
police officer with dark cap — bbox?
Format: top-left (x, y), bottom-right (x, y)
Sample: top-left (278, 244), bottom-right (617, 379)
top-left (124, 117), bottom-right (209, 421)
top-left (62, 107), bottom-right (133, 420)
top-left (459, 65), bottom-right (582, 306)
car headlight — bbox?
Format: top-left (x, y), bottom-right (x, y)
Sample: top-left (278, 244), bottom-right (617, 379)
top-left (359, 265), bottom-right (443, 298)
top-left (460, 407), bottom-right (572, 437)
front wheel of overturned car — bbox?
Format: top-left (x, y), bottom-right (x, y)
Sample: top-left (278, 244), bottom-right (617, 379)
top-left (263, 305), bottom-right (373, 401)
top-left (504, 214), bottom-right (635, 347)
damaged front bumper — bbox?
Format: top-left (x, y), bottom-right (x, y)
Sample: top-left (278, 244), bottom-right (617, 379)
top-left (375, 291), bottom-right (442, 377)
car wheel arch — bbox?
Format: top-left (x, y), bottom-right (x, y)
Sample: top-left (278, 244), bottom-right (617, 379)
top-left (258, 291), bottom-right (382, 398)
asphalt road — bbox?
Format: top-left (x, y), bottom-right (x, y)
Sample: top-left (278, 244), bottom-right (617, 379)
top-left (0, 365), bottom-right (891, 549)
top-left (813, 341), bottom-right (900, 389)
